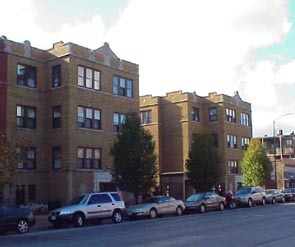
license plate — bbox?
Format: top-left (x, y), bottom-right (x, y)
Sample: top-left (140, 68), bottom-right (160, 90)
top-left (51, 216), bottom-right (56, 220)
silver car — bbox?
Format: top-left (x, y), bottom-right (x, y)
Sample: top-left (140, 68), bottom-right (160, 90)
top-left (235, 186), bottom-right (266, 207)
top-left (265, 189), bottom-right (285, 204)
top-left (48, 192), bottom-right (125, 228)
top-left (127, 196), bottom-right (185, 219)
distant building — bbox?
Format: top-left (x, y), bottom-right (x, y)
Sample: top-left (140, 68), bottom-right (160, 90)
top-left (140, 91), bottom-right (252, 199)
top-left (0, 36), bottom-right (139, 205)
top-left (260, 133), bottom-right (295, 189)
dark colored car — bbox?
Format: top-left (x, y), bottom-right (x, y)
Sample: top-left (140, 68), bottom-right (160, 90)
top-left (0, 204), bottom-right (35, 234)
top-left (184, 192), bottom-right (226, 213)
top-left (265, 189), bottom-right (285, 204)
top-left (283, 188), bottom-right (295, 202)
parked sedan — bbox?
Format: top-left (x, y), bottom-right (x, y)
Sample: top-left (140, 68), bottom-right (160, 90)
top-left (0, 204), bottom-right (35, 234)
top-left (283, 188), bottom-right (295, 202)
top-left (265, 189), bottom-right (285, 204)
top-left (127, 196), bottom-right (185, 219)
top-left (184, 192), bottom-right (226, 213)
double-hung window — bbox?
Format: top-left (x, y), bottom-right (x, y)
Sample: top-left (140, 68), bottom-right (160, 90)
top-left (52, 106), bottom-right (61, 129)
top-left (77, 106), bottom-right (101, 130)
top-left (52, 65), bottom-right (62, 87)
top-left (140, 110), bottom-right (152, 124)
top-left (191, 107), bottom-right (199, 122)
top-left (52, 147), bottom-right (62, 169)
top-left (241, 137), bottom-right (250, 150)
top-left (17, 147), bottom-right (36, 170)
top-left (77, 148), bottom-right (101, 169)
top-left (240, 113), bottom-right (249, 126)
top-left (16, 105), bottom-right (36, 129)
top-left (113, 113), bottom-right (126, 133)
top-left (228, 160), bottom-right (238, 174)
top-left (227, 134), bottom-right (237, 149)
top-left (78, 66), bottom-right (100, 90)
top-left (209, 107), bottom-right (217, 122)
top-left (113, 76), bottom-right (133, 98)
top-left (17, 64), bottom-right (37, 88)
top-left (226, 108), bottom-right (236, 123)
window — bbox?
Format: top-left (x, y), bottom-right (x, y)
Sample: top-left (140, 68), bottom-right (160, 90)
top-left (52, 65), bottom-right (61, 87)
top-left (17, 64), bottom-right (37, 88)
top-left (228, 160), bottom-right (238, 174)
top-left (212, 133), bottom-right (218, 148)
top-left (286, 139), bottom-right (293, 147)
top-left (113, 113), bottom-right (126, 133)
top-left (52, 106), bottom-right (61, 129)
top-left (226, 108), bottom-right (236, 123)
top-left (241, 113), bottom-right (250, 126)
top-left (52, 147), bottom-right (61, 169)
top-left (140, 110), bottom-right (152, 124)
top-left (209, 108), bottom-right (217, 122)
top-left (241, 137), bottom-right (250, 150)
top-left (227, 134), bottom-right (237, 149)
top-left (113, 75), bottom-right (133, 98)
top-left (16, 105), bottom-right (36, 129)
top-left (191, 107), bottom-right (199, 122)
top-left (77, 66), bottom-right (100, 90)
top-left (89, 194), bottom-right (112, 204)
top-left (77, 148), bottom-right (101, 169)
top-left (17, 147), bottom-right (36, 170)
top-left (77, 106), bottom-right (101, 130)
top-left (28, 184), bottom-right (36, 201)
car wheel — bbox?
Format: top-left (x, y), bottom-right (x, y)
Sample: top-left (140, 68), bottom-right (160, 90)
top-left (271, 198), bottom-right (276, 204)
top-left (248, 199), bottom-right (252, 208)
top-left (73, 213), bottom-right (85, 227)
top-left (262, 198), bottom-right (266, 206)
top-left (149, 208), bottom-right (157, 219)
top-left (176, 206), bottom-right (183, 216)
top-left (112, 210), bottom-right (123, 223)
top-left (282, 197), bottom-right (285, 203)
top-left (200, 204), bottom-right (206, 213)
top-left (219, 202), bottom-right (225, 211)
top-left (16, 219), bottom-right (29, 234)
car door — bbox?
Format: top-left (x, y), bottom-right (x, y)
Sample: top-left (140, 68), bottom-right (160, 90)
top-left (204, 192), bottom-right (215, 209)
top-left (157, 197), bottom-right (170, 215)
top-left (85, 193), bottom-right (113, 219)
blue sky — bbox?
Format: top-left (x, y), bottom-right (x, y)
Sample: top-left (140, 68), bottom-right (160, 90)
top-left (1, 0), bottom-right (295, 137)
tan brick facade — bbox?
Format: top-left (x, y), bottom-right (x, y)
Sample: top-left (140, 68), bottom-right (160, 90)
top-left (140, 91), bottom-right (252, 199)
top-left (0, 37), bottom-right (139, 206)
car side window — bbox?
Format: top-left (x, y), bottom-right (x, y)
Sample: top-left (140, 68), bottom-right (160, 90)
top-left (88, 194), bottom-right (112, 204)
top-left (110, 193), bottom-right (121, 201)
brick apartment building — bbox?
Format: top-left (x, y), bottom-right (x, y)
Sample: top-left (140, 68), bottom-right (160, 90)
top-left (0, 36), bottom-right (139, 205)
top-left (140, 91), bottom-right (252, 199)
top-left (260, 133), bottom-right (295, 190)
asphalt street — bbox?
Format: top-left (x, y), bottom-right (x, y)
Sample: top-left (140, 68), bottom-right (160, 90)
top-left (2, 203), bottom-right (295, 247)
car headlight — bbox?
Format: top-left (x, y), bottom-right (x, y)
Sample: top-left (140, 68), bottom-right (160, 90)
top-left (59, 209), bottom-right (71, 215)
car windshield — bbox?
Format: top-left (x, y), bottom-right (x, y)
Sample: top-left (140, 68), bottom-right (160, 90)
top-left (266, 190), bottom-right (275, 195)
top-left (142, 197), bottom-right (160, 204)
top-left (236, 187), bottom-right (251, 195)
top-left (186, 193), bottom-right (205, 202)
top-left (68, 195), bottom-right (88, 205)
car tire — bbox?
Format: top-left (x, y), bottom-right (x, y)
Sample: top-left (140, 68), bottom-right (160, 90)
top-left (219, 202), bottom-right (225, 211)
top-left (248, 199), bottom-right (252, 208)
top-left (149, 208), bottom-right (157, 219)
top-left (112, 210), bottom-right (123, 223)
top-left (176, 206), bottom-right (183, 216)
top-left (282, 197), bottom-right (285, 203)
top-left (73, 213), bottom-right (85, 227)
top-left (271, 198), bottom-right (276, 204)
top-left (200, 204), bottom-right (206, 213)
top-left (262, 198), bottom-right (266, 206)
top-left (16, 219), bottom-right (29, 234)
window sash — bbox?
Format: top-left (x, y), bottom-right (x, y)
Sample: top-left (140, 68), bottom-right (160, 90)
top-left (17, 64), bottom-right (36, 88)
top-left (52, 65), bottom-right (61, 87)
top-left (77, 148), bottom-right (101, 169)
top-left (78, 66), bottom-right (100, 90)
top-left (16, 106), bottom-right (36, 129)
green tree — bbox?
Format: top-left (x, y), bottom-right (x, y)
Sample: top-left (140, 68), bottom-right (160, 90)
top-left (185, 128), bottom-right (222, 192)
top-left (241, 138), bottom-right (270, 186)
top-left (111, 112), bottom-right (157, 202)
top-left (0, 133), bottom-right (19, 204)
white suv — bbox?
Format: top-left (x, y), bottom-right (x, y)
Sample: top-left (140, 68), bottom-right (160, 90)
top-left (48, 192), bottom-right (125, 228)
